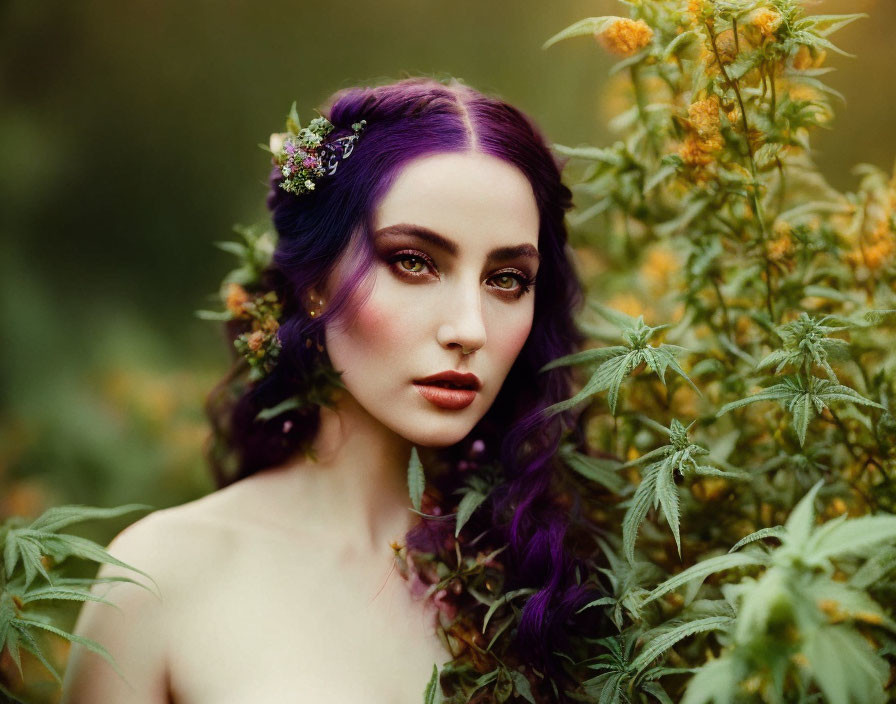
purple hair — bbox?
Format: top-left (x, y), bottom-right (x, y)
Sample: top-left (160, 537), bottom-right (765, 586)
top-left (206, 76), bottom-right (603, 695)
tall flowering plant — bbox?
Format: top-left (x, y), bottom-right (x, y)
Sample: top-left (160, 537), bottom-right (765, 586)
top-left (411, 1), bottom-right (896, 702)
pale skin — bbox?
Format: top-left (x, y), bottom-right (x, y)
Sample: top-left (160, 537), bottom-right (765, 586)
top-left (61, 149), bottom-right (542, 703)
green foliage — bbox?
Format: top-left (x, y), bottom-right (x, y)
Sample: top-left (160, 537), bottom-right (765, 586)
top-left (621, 418), bottom-right (746, 562)
top-left (541, 302), bottom-right (699, 417)
top-left (0, 504), bottom-right (152, 702)
top-left (640, 481), bottom-right (896, 703)
top-left (408, 446), bottom-right (426, 513)
top-left (429, 0), bottom-right (896, 701)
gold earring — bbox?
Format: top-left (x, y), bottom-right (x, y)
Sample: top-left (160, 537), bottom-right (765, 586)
top-left (308, 297), bottom-right (324, 318)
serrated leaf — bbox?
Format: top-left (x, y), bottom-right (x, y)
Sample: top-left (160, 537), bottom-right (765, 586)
top-left (563, 450), bottom-right (626, 493)
top-left (623, 464), bottom-right (661, 564)
top-left (542, 16), bottom-right (624, 50)
top-left (29, 504), bottom-right (152, 534)
top-left (644, 552), bottom-right (766, 605)
top-left (423, 663), bottom-right (441, 704)
top-left (803, 625), bottom-right (888, 704)
top-left (806, 514), bottom-right (896, 564)
top-left (783, 479), bottom-right (824, 549)
top-left (654, 466), bottom-right (681, 559)
top-left (407, 446), bottom-right (426, 512)
top-left (454, 490), bottom-right (487, 538)
top-left (510, 670), bottom-right (537, 703)
top-left (728, 526), bottom-right (786, 553)
top-left (630, 616), bottom-right (734, 675)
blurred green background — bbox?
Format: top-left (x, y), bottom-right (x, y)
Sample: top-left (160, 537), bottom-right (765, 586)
top-left (1, 0), bottom-right (893, 520)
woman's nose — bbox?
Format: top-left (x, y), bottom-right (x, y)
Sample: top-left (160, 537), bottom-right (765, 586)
top-left (436, 282), bottom-right (487, 355)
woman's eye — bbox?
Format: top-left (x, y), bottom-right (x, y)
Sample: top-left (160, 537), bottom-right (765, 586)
top-left (492, 274), bottom-right (519, 290)
top-left (398, 256), bottom-right (427, 273)
top-left (389, 252), bottom-right (434, 276)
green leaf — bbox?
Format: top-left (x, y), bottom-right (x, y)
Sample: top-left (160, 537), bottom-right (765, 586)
top-left (19, 586), bottom-right (117, 608)
top-left (454, 490), bottom-right (487, 538)
top-left (654, 464), bottom-right (681, 559)
top-left (623, 464), bottom-right (661, 563)
top-left (542, 16), bottom-right (624, 50)
top-left (728, 526), bottom-right (786, 553)
top-left (213, 240), bottom-right (248, 257)
top-left (562, 448), bottom-right (626, 493)
top-left (807, 13), bottom-right (868, 37)
top-left (681, 655), bottom-right (742, 704)
top-left (803, 625), bottom-right (888, 704)
top-left (539, 346), bottom-right (628, 372)
top-left (407, 446), bottom-right (426, 513)
top-left (641, 680), bottom-right (675, 704)
top-left (29, 504), bottom-right (152, 534)
top-left (11, 621), bottom-right (61, 683)
top-left (805, 514), bottom-right (896, 565)
top-left (630, 616), bottom-right (734, 675)
top-left (783, 479), bottom-right (824, 549)
top-left (644, 552), bottom-right (766, 605)
top-left (194, 309), bottom-right (233, 321)
top-left (286, 101), bottom-right (301, 133)
top-left (510, 670), bottom-right (537, 704)
top-left (423, 663), bottom-right (441, 704)
top-left (576, 596), bottom-right (616, 615)
top-left (255, 396), bottom-right (304, 421)
top-left (482, 588), bottom-right (536, 632)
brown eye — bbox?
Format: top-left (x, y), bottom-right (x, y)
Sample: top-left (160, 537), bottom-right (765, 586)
top-left (493, 274), bottom-right (519, 290)
top-left (399, 257), bottom-right (426, 273)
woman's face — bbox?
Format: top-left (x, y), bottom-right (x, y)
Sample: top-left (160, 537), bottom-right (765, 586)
top-left (322, 150), bottom-right (541, 447)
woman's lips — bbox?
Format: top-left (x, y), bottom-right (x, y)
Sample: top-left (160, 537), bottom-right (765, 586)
top-left (413, 383), bottom-right (477, 410)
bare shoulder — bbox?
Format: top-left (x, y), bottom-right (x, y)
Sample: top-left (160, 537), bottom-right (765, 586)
top-left (60, 491), bottom-right (247, 703)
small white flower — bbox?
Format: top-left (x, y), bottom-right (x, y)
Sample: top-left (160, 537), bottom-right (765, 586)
top-left (304, 179), bottom-right (315, 190)
top-left (269, 132), bottom-right (287, 154)
top-left (281, 165), bottom-right (290, 177)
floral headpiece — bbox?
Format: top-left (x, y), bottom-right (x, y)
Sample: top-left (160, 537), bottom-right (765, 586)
top-left (268, 102), bottom-right (367, 196)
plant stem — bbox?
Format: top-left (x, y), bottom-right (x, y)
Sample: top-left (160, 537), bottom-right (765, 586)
top-left (705, 20), bottom-right (777, 323)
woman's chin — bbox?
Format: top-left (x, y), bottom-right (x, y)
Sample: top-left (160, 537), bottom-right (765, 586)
top-left (398, 422), bottom-right (476, 449)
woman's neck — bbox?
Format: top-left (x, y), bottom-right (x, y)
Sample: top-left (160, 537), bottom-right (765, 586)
top-left (277, 388), bottom-right (419, 554)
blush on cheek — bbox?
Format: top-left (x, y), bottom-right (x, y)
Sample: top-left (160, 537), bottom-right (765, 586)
top-left (502, 320), bottom-right (533, 364)
top-left (353, 300), bottom-right (402, 346)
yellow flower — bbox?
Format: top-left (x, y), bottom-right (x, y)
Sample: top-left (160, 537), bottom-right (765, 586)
top-left (641, 246), bottom-right (680, 294)
top-left (246, 330), bottom-right (266, 351)
top-left (225, 283), bottom-right (250, 318)
top-left (596, 18), bottom-right (654, 57)
top-left (679, 132), bottom-right (723, 167)
top-left (688, 96), bottom-right (721, 139)
top-left (605, 292), bottom-right (645, 318)
top-left (768, 218), bottom-right (795, 268)
top-left (750, 7), bottom-right (782, 39)
top-left (687, 0), bottom-right (711, 26)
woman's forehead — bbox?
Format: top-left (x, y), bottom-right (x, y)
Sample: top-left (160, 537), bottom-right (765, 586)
top-left (372, 151), bottom-right (540, 252)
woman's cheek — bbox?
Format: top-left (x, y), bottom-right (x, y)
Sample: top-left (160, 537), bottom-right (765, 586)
top-left (499, 311), bottom-right (534, 366)
top-left (354, 299), bottom-right (403, 349)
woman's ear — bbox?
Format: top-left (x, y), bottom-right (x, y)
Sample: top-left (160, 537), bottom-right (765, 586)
top-left (305, 287), bottom-right (326, 318)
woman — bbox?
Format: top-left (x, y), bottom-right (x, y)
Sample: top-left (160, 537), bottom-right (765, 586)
top-left (62, 76), bottom-right (600, 703)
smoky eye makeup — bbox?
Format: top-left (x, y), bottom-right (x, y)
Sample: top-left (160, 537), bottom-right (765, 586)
top-left (381, 247), bottom-right (537, 300)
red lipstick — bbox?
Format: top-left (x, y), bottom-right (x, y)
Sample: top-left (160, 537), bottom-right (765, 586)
top-left (413, 371), bottom-right (481, 410)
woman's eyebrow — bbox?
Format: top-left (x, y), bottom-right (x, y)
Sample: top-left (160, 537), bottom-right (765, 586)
top-left (373, 223), bottom-right (540, 263)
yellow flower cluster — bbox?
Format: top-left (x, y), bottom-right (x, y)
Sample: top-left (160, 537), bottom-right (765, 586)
top-left (768, 219), bottom-right (796, 270)
top-left (845, 170), bottom-right (896, 273)
top-left (749, 7), bottom-right (783, 40)
top-left (679, 96), bottom-right (724, 171)
top-left (595, 18), bottom-right (654, 57)
top-left (849, 220), bottom-right (896, 272)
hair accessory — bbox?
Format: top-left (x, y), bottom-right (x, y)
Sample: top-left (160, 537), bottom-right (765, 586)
top-left (268, 102), bottom-right (367, 196)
